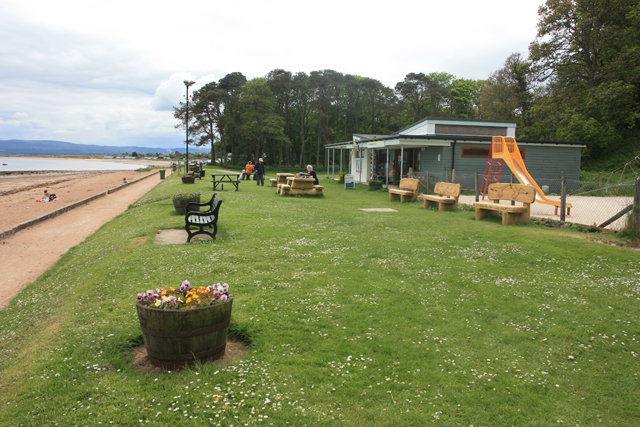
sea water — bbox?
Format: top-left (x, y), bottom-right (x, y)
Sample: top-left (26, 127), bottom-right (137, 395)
top-left (0, 157), bottom-right (150, 172)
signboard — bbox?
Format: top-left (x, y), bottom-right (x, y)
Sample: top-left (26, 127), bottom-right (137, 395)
top-left (344, 174), bottom-right (354, 189)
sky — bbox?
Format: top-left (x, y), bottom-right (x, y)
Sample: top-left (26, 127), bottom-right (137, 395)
top-left (0, 0), bottom-right (545, 149)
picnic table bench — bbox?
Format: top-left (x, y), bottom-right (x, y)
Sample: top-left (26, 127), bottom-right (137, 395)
top-left (278, 176), bottom-right (324, 196)
top-left (210, 173), bottom-right (241, 191)
top-left (388, 178), bottom-right (420, 203)
top-left (192, 167), bottom-right (206, 179)
top-left (185, 194), bottom-right (222, 242)
top-left (421, 182), bottom-right (462, 211)
top-left (473, 183), bottom-right (535, 225)
top-left (271, 173), bottom-right (294, 187)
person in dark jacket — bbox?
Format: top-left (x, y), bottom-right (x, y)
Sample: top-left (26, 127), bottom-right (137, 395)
top-left (254, 158), bottom-right (266, 186)
top-left (306, 165), bottom-right (319, 185)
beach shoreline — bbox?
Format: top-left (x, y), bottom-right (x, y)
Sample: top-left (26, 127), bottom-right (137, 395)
top-left (0, 155), bottom-right (175, 174)
top-left (0, 166), bottom-right (171, 309)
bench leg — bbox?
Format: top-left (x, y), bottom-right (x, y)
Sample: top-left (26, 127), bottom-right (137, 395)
top-left (475, 208), bottom-right (499, 221)
top-left (502, 210), bottom-right (530, 225)
top-left (423, 199), bottom-right (437, 209)
top-left (440, 200), bottom-right (458, 211)
top-left (389, 193), bottom-right (398, 202)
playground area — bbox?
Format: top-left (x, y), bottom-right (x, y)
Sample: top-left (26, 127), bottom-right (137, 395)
top-left (458, 193), bottom-right (633, 230)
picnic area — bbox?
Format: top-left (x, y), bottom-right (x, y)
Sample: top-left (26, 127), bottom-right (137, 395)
top-left (1, 168), bottom-right (638, 426)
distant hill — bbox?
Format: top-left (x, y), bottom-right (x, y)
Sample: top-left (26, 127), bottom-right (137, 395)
top-left (0, 139), bottom-right (210, 156)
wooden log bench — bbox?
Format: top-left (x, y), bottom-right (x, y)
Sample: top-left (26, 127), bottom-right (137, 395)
top-left (421, 182), bottom-right (462, 211)
top-left (185, 194), bottom-right (222, 242)
top-left (388, 178), bottom-right (420, 203)
top-left (473, 183), bottom-right (535, 225)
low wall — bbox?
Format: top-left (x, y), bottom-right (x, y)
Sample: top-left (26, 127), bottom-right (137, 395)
top-left (0, 171), bottom-right (159, 240)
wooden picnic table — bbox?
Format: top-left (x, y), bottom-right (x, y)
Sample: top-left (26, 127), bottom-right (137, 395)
top-left (210, 173), bottom-right (241, 191)
top-left (286, 176), bottom-right (315, 189)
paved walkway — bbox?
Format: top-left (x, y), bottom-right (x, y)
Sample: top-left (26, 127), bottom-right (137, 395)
top-left (0, 171), bottom-right (168, 310)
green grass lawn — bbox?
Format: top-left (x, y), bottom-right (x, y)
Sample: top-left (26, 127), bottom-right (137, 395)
top-left (1, 169), bottom-right (639, 426)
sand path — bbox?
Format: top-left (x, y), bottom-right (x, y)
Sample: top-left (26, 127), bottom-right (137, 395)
top-left (0, 169), bottom-right (171, 310)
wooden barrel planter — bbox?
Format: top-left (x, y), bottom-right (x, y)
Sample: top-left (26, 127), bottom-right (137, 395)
top-left (136, 297), bottom-right (233, 369)
top-left (173, 195), bottom-right (201, 215)
top-left (182, 175), bottom-right (196, 184)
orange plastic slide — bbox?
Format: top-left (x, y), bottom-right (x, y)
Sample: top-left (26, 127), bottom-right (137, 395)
top-left (491, 136), bottom-right (571, 208)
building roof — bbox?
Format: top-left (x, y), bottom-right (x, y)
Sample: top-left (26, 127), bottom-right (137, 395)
top-left (326, 117), bottom-right (587, 149)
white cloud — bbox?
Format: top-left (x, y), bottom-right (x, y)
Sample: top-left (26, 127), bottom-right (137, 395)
top-left (0, 0), bottom-right (545, 147)
top-left (151, 73), bottom-right (216, 112)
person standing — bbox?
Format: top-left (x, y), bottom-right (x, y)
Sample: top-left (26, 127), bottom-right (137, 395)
top-left (254, 158), bottom-right (266, 186)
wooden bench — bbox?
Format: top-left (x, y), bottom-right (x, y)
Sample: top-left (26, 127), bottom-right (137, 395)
top-left (422, 182), bottom-right (462, 211)
top-left (473, 183), bottom-right (535, 225)
top-left (185, 194), bottom-right (222, 242)
top-left (388, 178), bottom-right (420, 202)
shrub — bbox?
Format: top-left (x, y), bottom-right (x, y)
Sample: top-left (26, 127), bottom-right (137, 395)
top-left (368, 180), bottom-right (383, 190)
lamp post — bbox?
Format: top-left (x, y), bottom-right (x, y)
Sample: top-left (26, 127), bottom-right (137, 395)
top-left (184, 80), bottom-right (196, 172)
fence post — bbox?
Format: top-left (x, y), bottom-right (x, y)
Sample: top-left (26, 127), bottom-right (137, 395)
top-left (475, 172), bottom-right (479, 202)
top-left (446, 170), bottom-right (450, 182)
top-left (426, 170), bottom-right (430, 195)
top-left (510, 175), bottom-right (515, 205)
top-left (452, 169), bottom-right (455, 183)
top-left (633, 177), bottom-right (640, 236)
top-left (560, 172), bottom-right (567, 222)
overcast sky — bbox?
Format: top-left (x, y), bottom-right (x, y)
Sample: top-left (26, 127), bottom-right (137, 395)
top-left (0, 0), bottom-right (545, 149)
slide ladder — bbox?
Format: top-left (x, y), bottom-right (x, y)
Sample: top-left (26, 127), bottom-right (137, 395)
top-left (481, 137), bottom-right (503, 199)
top-left (488, 136), bottom-right (571, 210)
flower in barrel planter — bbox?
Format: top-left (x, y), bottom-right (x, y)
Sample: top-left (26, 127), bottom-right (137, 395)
top-left (181, 173), bottom-right (196, 184)
top-left (172, 191), bottom-right (201, 215)
top-left (137, 280), bottom-right (230, 309)
top-left (135, 280), bottom-right (234, 367)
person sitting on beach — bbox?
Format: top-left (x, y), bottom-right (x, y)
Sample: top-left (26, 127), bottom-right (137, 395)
top-left (306, 165), bottom-right (319, 185)
top-left (123, 178), bottom-right (129, 184)
top-left (41, 190), bottom-right (56, 202)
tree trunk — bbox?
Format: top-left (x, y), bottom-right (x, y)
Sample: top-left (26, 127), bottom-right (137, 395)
top-left (299, 113), bottom-right (306, 168)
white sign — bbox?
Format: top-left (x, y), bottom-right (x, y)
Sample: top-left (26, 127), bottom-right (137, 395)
top-left (344, 174), bottom-right (354, 189)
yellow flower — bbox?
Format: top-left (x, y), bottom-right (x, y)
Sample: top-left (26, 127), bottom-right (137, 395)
top-left (161, 289), bottom-right (167, 296)
top-left (186, 298), bottom-right (192, 304)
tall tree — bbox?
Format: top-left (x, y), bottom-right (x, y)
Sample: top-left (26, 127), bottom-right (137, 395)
top-left (266, 69), bottom-right (293, 166)
top-left (425, 72), bottom-right (454, 116)
top-left (237, 78), bottom-right (289, 162)
top-left (190, 81), bottom-right (227, 163)
top-left (344, 75), bottom-right (365, 134)
top-left (527, 0), bottom-right (640, 164)
top-left (291, 72), bottom-right (316, 168)
top-left (478, 53), bottom-right (532, 130)
top-left (448, 78), bottom-right (480, 119)
top-left (395, 73), bottom-right (429, 123)
top-left (219, 72), bottom-right (247, 165)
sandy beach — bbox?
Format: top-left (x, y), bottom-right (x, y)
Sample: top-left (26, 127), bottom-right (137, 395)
top-left (0, 157), bottom-right (173, 310)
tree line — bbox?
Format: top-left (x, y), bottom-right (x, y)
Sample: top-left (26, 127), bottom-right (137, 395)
top-left (175, 0), bottom-right (640, 170)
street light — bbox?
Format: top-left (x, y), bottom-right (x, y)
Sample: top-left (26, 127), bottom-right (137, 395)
top-left (184, 80), bottom-right (196, 172)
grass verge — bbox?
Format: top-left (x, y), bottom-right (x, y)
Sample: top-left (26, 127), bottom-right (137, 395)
top-left (1, 169), bottom-right (639, 426)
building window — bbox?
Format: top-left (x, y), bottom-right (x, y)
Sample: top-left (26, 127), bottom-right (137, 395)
top-left (461, 147), bottom-right (525, 159)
